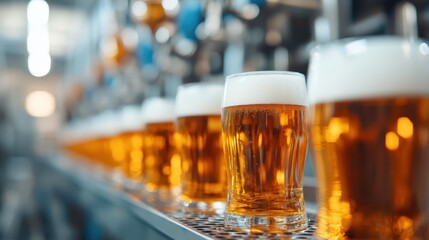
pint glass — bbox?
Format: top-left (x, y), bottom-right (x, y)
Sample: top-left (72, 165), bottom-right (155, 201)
top-left (141, 98), bottom-right (181, 194)
top-left (118, 106), bottom-right (145, 189)
top-left (222, 71), bottom-right (309, 232)
top-left (175, 82), bottom-right (226, 214)
top-left (307, 37), bottom-right (429, 239)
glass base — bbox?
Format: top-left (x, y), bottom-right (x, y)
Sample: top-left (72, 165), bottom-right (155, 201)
top-left (109, 169), bottom-right (124, 188)
top-left (144, 187), bottom-right (181, 207)
top-left (122, 179), bottom-right (143, 192)
top-left (224, 212), bottom-right (308, 233)
top-left (179, 199), bottom-right (226, 215)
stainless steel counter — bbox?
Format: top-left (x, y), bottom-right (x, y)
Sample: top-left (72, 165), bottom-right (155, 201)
top-left (38, 153), bottom-right (317, 240)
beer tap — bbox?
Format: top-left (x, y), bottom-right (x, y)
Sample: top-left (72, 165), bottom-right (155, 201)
top-left (395, 2), bottom-right (418, 40)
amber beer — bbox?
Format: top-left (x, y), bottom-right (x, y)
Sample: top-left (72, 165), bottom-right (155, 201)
top-left (87, 112), bottom-right (125, 173)
top-left (307, 37), bottom-right (429, 239)
top-left (222, 72), bottom-right (309, 233)
top-left (118, 106), bottom-right (145, 186)
top-left (175, 83), bottom-right (226, 213)
top-left (120, 131), bottom-right (144, 182)
top-left (141, 98), bottom-right (181, 193)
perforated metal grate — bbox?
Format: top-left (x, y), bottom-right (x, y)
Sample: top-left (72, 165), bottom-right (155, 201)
top-left (51, 155), bottom-right (318, 240)
top-left (149, 200), bottom-right (317, 239)
top-left (170, 212), bottom-right (316, 239)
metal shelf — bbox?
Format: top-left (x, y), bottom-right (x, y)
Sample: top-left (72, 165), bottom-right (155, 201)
top-left (39, 153), bottom-right (317, 240)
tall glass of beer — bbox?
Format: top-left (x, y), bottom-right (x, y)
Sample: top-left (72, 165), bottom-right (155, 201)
top-left (307, 37), bottom-right (429, 239)
top-left (118, 106), bottom-right (145, 190)
top-left (92, 112), bottom-right (125, 180)
top-left (175, 82), bottom-right (226, 214)
top-left (222, 71), bottom-right (309, 232)
top-left (141, 98), bottom-right (181, 196)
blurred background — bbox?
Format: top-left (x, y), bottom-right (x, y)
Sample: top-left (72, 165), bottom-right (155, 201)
top-left (0, 0), bottom-right (429, 239)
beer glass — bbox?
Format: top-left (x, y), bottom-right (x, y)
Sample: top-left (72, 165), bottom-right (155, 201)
top-left (175, 82), bottom-right (226, 214)
top-left (104, 113), bottom-right (127, 183)
top-left (222, 71), bottom-right (309, 232)
top-left (118, 106), bottom-right (145, 190)
top-left (91, 112), bottom-right (125, 180)
top-left (307, 37), bottom-right (429, 239)
top-left (141, 98), bottom-right (181, 195)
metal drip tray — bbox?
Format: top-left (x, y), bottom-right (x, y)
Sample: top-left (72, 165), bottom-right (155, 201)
top-left (43, 154), bottom-right (317, 240)
top-left (138, 194), bottom-right (318, 239)
top-left (168, 212), bottom-right (317, 239)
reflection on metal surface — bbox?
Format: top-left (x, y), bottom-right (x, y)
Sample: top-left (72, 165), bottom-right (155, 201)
top-left (131, 191), bottom-right (317, 239)
top-left (160, 208), bottom-right (316, 239)
top-left (48, 153), bottom-right (317, 239)
top-left (25, 91), bottom-right (56, 117)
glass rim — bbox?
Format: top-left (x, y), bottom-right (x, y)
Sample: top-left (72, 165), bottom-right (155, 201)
top-left (311, 35), bottom-right (428, 53)
top-left (226, 71), bottom-right (305, 81)
top-left (178, 80), bottom-right (224, 90)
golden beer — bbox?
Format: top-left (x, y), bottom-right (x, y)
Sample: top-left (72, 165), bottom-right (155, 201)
top-left (143, 122), bottom-right (181, 192)
top-left (119, 131), bottom-right (144, 182)
top-left (222, 71), bottom-right (309, 232)
top-left (82, 136), bottom-right (110, 167)
top-left (177, 115), bottom-right (227, 205)
top-left (141, 98), bottom-right (181, 193)
top-left (223, 104), bottom-right (308, 231)
top-left (175, 82), bottom-right (226, 213)
top-left (307, 37), bottom-right (429, 239)
top-left (117, 106), bottom-right (146, 186)
top-left (91, 113), bottom-right (126, 173)
top-left (311, 97), bottom-right (429, 239)
top-left (108, 135), bottom-right (126, 170)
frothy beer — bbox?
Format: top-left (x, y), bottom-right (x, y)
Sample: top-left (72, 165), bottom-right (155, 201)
top-left (141, 98), bottom-right (181, 192)
top-left (175, 83), bottom-right (226, 212)
top-left (222, 71), bottom-right (309, 232)
top-left (307, 37), bottom-right (429, 239)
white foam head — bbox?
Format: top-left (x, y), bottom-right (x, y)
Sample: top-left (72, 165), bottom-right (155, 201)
top-left (119, 105), bottom-right (145, 132)
top-left (175, 83), bottom-right (224, 117)
top-left (222, 71), bottom-right (308, 108)
top-left (93, 111), bottom-right (123, 138)
top-left (61, 120), bottom-right (88, 144)
top-left (141, 97), bottom-right (176, 124)
top-left (307, 36), bottom-right (429, 104)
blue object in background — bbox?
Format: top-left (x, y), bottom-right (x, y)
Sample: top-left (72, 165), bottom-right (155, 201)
top-left (177, 0), bottom-right (203, 41)
top-left (250, 0), bottom-right (266, 7)
top-left (136, 41), bottom-right (154, 67)
top-left (102, 73), bottom-right (116, 88)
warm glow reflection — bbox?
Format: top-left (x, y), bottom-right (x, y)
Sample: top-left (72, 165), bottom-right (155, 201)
top-left (129, 151), bottom-right (143, 171)
top-left (326, 117), bottom-right (349, 142)
top-left (318, 180), bottom-right (351, 239)
top-left (169, 154), bottom-right (181, 185)
top-left (386, 131), bottom-right (399, 151)
top-left (276, 170), bottom-right (284, 185)
top-left (396, 216), bottom-right (414, 238)
top-left (110, 137), bottom-right (126, 164)
top-left (25, 91), bottom-right (55, 117)
top-left (397, 117), bottom-right (414, 139)
top-left (101, 37), bottom-right (118, 58)
top-left (129, 134), bottom-right (144, 178)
